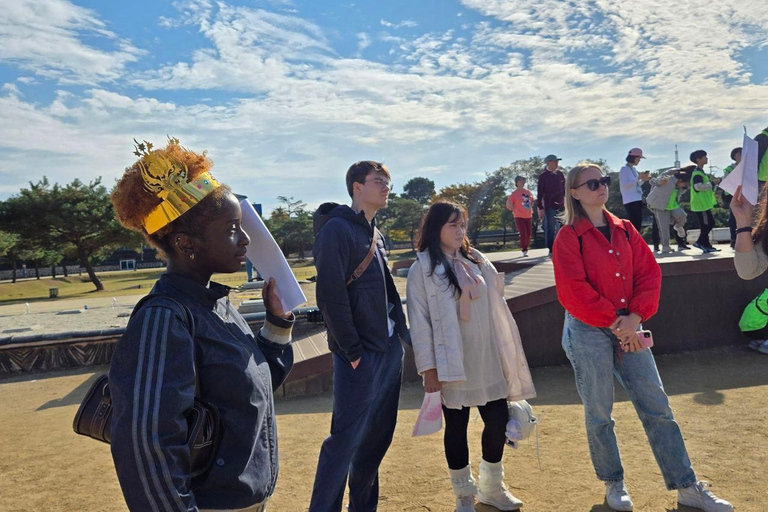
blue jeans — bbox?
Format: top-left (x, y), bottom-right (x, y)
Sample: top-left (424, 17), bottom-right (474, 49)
top-left (561, 313), bottom-right (697, 490)
top-left (309, 335), bottom-right (404, 512)
top-left (543, 208), bottom-right (561, 252)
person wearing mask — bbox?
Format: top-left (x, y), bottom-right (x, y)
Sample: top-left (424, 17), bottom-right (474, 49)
top-left (619, 148), bottom-right (651, 233)
top-left (689, 150), bottom-right (721, 253)
top-left (407, 200), bottom-right (536, 512)
top-left (536, 154), bottom-right (566, 256)
top-left (506, 176), bottom-right (534, 256)
top-left (552, 162), bottom-right (733, 512)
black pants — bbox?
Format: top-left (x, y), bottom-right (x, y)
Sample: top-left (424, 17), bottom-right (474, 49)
top-left (624, 201), bottom-right (643, 233)
top-left (442, 398), bottom-right (508, 470)
top-left (695, 210), bottom-right (715, 247)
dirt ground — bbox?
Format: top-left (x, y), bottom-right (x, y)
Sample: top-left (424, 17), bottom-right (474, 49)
top-left (1, 346), bottom-right (766, 512)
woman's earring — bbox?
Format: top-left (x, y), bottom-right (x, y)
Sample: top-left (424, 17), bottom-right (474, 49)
top-left (189, 253), bottom-right (195, 260)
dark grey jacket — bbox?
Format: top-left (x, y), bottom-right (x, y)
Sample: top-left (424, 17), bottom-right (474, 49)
top-left (109, 273), bottom-right (293, 511)
top-left (313, 203), bottom-right (410, 362)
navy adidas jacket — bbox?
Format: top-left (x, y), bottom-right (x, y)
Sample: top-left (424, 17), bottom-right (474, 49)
top-left (109, 273), bottom-right (294, 511)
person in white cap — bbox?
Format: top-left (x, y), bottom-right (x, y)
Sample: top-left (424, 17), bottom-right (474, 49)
top-left (619, 148), bottom-right (651, 233)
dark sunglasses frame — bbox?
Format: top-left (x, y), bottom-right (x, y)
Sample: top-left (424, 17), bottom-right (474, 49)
top-left (573, 176), bottom-right (611, 191)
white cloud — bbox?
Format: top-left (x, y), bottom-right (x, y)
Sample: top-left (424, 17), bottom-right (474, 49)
top-left (380, 19), bottom-right (418, 29)
top-left (357, 32), bottom-right (371, 54)
top-left (1, 0), bottom-right (768, 210)
top-left (0, 0), bottom-right (143, 84)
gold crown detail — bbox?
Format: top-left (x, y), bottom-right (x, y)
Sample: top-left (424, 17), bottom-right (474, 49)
top-left (134, 138), bottom-right (221, 234)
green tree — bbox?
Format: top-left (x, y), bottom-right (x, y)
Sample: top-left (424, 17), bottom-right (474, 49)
top-left (0, 230), bottom-right (20, 282)
top-left (436, 172), bottom-right (507, 245)
top-left (388, 197), bottom-right (426, 251)
top-left (402, 177), bottom-right (436, 205)
top-left (266, 197), bottom-right (314, 260)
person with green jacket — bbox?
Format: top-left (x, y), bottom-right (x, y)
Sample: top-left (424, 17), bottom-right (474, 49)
top-left (689, 150), bottom-right (720, 253)
top-left (739, 289), bottom-right (768, 354)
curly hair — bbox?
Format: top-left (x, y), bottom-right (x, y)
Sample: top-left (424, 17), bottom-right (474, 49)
top-left (111, 139), bottom-right (232, 258)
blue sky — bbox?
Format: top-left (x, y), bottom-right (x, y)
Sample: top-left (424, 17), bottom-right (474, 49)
top-left (1, 0), bottom-right (767, 214)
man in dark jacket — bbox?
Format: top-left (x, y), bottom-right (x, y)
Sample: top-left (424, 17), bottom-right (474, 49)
top-left (536, 154), bottom-right (566, 256)
top-left (309, 161), bottom-right (410, 512)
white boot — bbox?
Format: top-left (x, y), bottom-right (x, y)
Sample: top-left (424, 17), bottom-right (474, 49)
top-left (477, 459), bottom-right (523, 511)
top-left (448, 465), bottom-right (477, 512)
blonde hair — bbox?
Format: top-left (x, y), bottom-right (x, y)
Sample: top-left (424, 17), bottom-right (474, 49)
top-left (560, 162), bottom-right (604, 226)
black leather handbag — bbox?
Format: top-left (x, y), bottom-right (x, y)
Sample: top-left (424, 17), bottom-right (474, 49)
top-left (73, 294), bottom-right (223, 481)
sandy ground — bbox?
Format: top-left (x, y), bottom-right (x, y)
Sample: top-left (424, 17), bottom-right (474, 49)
top-left (1, 346), bottom-right (766, 512)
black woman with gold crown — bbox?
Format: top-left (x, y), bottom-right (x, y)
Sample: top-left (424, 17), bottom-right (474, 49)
top-left (108, 137), bottom-right (294, 512)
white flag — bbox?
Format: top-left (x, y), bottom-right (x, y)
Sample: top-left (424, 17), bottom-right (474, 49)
top-left (720, 133), bottom-right (759, 205)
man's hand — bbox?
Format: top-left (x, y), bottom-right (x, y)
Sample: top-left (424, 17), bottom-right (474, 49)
top-left (423, 369), bottom-right (442, 393)
top-left (538, 208), bottom-right (545, 219)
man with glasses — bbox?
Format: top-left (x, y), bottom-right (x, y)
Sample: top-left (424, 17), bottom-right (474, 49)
top-left (536, 154), bottom-right (566, 256)
top-left (310, 161), bottom-right (410, 512)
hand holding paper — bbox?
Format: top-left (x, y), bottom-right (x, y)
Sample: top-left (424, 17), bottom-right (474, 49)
top-left (720, 132), bottom-right (759, 205)
top-left (239, 200), bottom-right (307, 312)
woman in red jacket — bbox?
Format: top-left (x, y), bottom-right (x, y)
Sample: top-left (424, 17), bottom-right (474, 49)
top-left (552, 163), bottom-right (732, 512)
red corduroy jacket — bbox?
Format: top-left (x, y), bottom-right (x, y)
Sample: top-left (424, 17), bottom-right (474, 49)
top-left (552, 211), bottom-right (661, 328)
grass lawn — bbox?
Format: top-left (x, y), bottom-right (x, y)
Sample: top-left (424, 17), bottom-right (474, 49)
top-left (0, 261), bottom-right (321, 305)
top-left (0, 243), bottom-right (519, 306)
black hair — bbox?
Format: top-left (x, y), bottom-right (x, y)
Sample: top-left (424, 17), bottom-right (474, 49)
top-left (690, 149), bottom-right (707, 163)
top-left (416, 201), bottom-right (481, 296)
top-left (731, 147), bottom-right (742, 161)
top-left (626, 154), bottom-right (640, 165)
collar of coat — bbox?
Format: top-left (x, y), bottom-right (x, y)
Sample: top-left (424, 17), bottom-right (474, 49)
top-left (571, 210), bottom-right (629, 238)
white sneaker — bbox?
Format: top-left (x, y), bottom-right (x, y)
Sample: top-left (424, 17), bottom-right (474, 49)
top-left (675, 225), bottom-right (686, 238)
top-left (605, 481), bottom-right (633, 511)
top-left (455, 494), bottom-right (476, 512)
top-left (477, 459), bottom-right (522, 511)
top-left (677, 481), bottom-right (733, 512)
top-left (522, 251), bottom-right (528, 257)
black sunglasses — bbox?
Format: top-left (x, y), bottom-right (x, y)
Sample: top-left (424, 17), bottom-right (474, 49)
top-left (573, 176), bottom-right (611, 191)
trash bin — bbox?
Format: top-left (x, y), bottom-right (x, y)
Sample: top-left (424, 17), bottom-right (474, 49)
top-left (49, 288), bottom-right (59, 298)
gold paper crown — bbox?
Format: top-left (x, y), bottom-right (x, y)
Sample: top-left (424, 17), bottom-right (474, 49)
top-left (134, 138), bottom-right (221, 234)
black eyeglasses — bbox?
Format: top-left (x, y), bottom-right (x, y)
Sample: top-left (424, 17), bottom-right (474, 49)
top-left (573, 176), bottom-right (611, 191)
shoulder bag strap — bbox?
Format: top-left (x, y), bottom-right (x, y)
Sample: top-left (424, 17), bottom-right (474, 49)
top-left (346, 228), bottom-right (380, 286)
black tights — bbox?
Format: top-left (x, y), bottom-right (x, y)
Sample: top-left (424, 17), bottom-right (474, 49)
top-left (442, 398), bottom-right (508, 470)
top-left (695, 210), bottom-right (715, 247)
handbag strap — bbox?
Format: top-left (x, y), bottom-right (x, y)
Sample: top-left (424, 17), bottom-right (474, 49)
top-left (346, 228), bottom-right (380, 286)
top-left (130, 293), bottom-right (200, 394)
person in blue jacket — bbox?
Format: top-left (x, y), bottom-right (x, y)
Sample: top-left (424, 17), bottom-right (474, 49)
top-left (108, 138), bottom-right (294, 512)
top-left (309, 161), bottom-right (410, 512)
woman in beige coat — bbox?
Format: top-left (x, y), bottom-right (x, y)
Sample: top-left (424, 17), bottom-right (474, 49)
top-left (406, 201), bottom-right (536, 512)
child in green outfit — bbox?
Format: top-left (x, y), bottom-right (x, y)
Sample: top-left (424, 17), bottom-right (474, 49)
top-left (740, 289), bottom-right (768, 354)
top-left (689, 150), bottom-right (720, 253)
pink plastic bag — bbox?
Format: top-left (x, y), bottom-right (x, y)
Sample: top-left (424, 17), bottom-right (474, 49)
top-left (412, 391), bottom-right (443, 436)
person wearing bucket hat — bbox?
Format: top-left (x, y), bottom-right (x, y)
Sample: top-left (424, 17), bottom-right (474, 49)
top-left (619, 148), bottom-right (651, 233)
top-left (108, 138), bottom-right (295, 512)
top-left (536, 154), bottom-right (566, 256)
